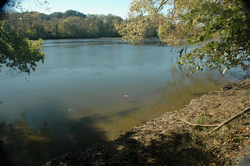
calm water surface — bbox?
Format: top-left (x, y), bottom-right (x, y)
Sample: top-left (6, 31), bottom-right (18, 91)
top-left (0, 39), bottom-right (246, 165)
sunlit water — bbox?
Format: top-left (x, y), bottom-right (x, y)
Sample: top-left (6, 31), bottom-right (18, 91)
top-left (0, 39), bottom-right (247, 166)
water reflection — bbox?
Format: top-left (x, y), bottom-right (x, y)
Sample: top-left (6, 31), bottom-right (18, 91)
top-left (0, 112), bottom-right (54, 166)
top-left (0, 39), bottom-right (244, 166)
top-left (150, 66), bottom-right (228, 114)
top-left (50, 115), bottom-right (108, 155)
top-left (87, 66), bottom-right (232, 143)
top-left (0, 111), bottom-right (108, 166)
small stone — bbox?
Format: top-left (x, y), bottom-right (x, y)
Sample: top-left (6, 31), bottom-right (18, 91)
top-left (132, 136), bottom-right (139, 140)
top-left (116, 145), bottom-right (124, 151)
top-left (95, 153), bottom-right (102, 156)
top-left (144, 141), bottom-right (151, 147)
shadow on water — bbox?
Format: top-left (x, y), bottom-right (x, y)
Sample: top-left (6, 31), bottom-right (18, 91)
top-left (91, 107), bottom-right (140, 123)
top-left (52, 116), bottom-right (108, 153)
top-left (0, 111), bottom-right (108, 166)
top-left (0, 112), bottom-right (55, 166)
top-left (0, 141), bottom-right (13, 166)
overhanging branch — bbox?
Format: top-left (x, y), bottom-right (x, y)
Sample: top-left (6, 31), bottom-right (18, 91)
top-left (155, 0), bottom-right (168, 13)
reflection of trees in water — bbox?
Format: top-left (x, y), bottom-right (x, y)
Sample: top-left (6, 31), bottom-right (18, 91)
top-left (0, 112), bottom-right (54, 166)
top-left (151, 66), bottom-right (228, 114)
top-left (0, 109), bottom-right (109, 166)
top-left (52, 116), bottom-right (108, 153)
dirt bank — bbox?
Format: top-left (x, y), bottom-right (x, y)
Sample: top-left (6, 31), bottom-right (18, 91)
top-left (44, 78), bottom-right (250, 166)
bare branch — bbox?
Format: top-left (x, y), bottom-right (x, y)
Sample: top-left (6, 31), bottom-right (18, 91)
top-left (174, 119), bottom-right (218, 127)
top-left (209, 106), bottom-right (250, 133)
top-left (155, 0), bottom-right (168, 13)
top-left (171, 107), bottom-right (250, 134)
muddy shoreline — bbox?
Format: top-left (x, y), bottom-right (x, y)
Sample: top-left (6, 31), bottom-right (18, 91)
top-left (44, 78), bottom-right (250, 166)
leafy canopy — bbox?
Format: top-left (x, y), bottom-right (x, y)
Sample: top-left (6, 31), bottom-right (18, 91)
top-left (0, 21), bottom-right (44, 74)
top-left (0, 0), bottom-right (46, 74)
top-left (116, 0), bottom-right (250, 74)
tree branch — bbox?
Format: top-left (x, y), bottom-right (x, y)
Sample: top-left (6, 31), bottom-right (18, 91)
top-left (174, 119), bottom-right (218, 127)
top-left (209, 106), bottom-right (250, 133)
top-left (171, 106), bottom-right (250, 134)
top-left (155, 0), bottom-right (168, 13)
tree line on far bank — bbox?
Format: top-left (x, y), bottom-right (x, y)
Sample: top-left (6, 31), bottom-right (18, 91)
top-left (3, 0), bottom-right (249, 76)
top-left (0, 8), bottom-right (158, 74)
top-left (1, 9), bottom-right (157, 39)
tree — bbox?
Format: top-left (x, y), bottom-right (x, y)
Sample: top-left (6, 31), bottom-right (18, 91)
top-left (0, 0), bottom-right (45, 74)
top-left (0, 21), bottom-right (44, 74)
top-left (117, 0), bottom-right (250, 74)
top-left (64, 9), bottom-right (86, 18)
top-left (60, 16), bottom-right (85, 37)
top-left (2, 10), bottom-right (124, 39)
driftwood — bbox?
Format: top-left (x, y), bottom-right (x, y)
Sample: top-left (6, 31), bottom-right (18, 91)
top-left (173, 106), bottom-right (250, 134)
top-left (209, 106), bottom-right (250, 133)
top-left (174, 119), bottom-right (218, 127)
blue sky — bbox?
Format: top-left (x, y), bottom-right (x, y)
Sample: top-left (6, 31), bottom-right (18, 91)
top-left (17, 0), bottom-right (132, 18)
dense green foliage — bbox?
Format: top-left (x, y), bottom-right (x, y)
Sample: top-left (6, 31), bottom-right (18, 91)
top-left (0, 1), bottom-right (46, 74)
top-left (117, 0), bottom-right (250, 74)
top-left (2, 10), bottom-right (124, 39)
top-left (0, 21), bottom-right (44, 73)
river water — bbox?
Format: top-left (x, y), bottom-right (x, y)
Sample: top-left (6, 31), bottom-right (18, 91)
top-left (0, 38), bottom-right (246, 165)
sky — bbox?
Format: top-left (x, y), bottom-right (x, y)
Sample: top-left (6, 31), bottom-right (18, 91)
top-left (14, 0), bottom-right (132, 18)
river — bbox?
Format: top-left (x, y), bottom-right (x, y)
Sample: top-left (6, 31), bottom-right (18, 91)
top-left (0, 38), bottom-right (246, 166)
